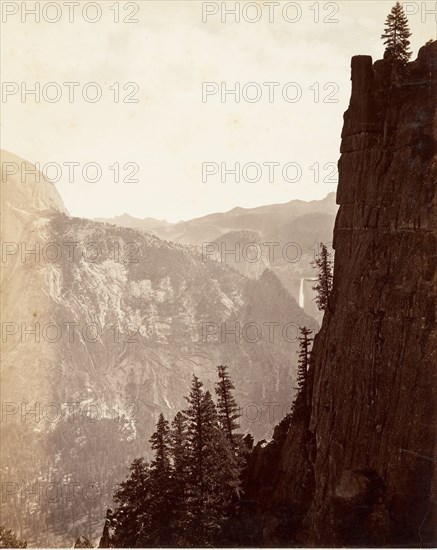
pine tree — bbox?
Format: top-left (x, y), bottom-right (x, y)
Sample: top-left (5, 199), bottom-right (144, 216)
top-left (200, 391), bottom-right (241, 544)
top-left (147, 413), bottom-right (174, 545)
top-left (111, 375), bottom-right (245, 547)
top-left (112, 458), bottom-right (151, 547)
top-left (181, 375), bottom-right (208, 543)
top-left (183, 376), bottom-right (205, 493)
top-left (312, 243), bottom-right (333, 311)
top-left (170, 412), bottom-right (188, 536)
top-left (182, 376), bottom-right (241, 545)
top-left (149, 413), bottom-right (171, 475)
top-left (291, 327), bottom-right (314, 421)
top-left (113, 415), bottom-right (175, 547)
top-left (381, 2), bottom-right (412, 65)
top-left (215, 365), bottom-right (240, 447)
top-left (170, 411), bottom-right (188, 490)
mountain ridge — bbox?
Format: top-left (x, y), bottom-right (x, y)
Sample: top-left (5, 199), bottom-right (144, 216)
top-left (94, 193), bottom-right (338, 253)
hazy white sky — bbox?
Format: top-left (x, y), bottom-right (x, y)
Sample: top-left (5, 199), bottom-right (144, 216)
top-left (1, 1), bottom-right (435, 221)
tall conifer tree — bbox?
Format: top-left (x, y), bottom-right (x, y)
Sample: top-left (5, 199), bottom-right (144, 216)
top-left (112, 458), bottom-right (151, 547)
top-left (381, 2), bottom-right (412, 65)
top-left (182, 376), bottom-right (240, 545)
top-left (312, 243), bottom-right (334, 311)
top-left (148, 413), bottom-right (174, 545)
top-left (291, 327), bottom-right (314, 420)
top-left (215, 365), bottom-right (240, 447)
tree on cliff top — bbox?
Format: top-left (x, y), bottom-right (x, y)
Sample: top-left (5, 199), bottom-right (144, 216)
top-left (381, 2), bottom-right (412, 65)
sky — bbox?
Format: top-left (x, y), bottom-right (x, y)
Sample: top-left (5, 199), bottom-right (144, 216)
top-left (1, 0), bottom-right (435, 222)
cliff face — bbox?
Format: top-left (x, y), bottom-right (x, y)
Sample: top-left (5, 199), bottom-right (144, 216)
top-left (244, 42), bottom-right (436, 546)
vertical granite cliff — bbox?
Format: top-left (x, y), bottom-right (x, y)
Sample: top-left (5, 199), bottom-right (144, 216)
top-left (242, 41), bottom-right (436, 546)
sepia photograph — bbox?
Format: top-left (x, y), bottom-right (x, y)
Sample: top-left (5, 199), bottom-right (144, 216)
top-left (0, 0), bottom-right (436, 547)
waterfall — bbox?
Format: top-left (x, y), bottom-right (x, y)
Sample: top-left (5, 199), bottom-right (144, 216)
top-left (299, 277), bottom-right (304, 309)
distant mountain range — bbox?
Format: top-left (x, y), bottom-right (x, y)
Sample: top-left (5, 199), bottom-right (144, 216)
top-left (96, 193), bottom-right (338, 323)
top-left (95, 192), bottom-right (337, 247)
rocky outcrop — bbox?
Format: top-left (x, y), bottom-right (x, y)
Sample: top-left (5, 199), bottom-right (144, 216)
top-left (243, 41), bottom-right (436, 546)
top-left (99, 509), bottom-right (115, 548)
top-left (74, 536), bottom-right (93, 548)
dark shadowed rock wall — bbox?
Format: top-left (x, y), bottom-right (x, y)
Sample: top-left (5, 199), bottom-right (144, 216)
top-left (242, 41), bottom-right (436, 547)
